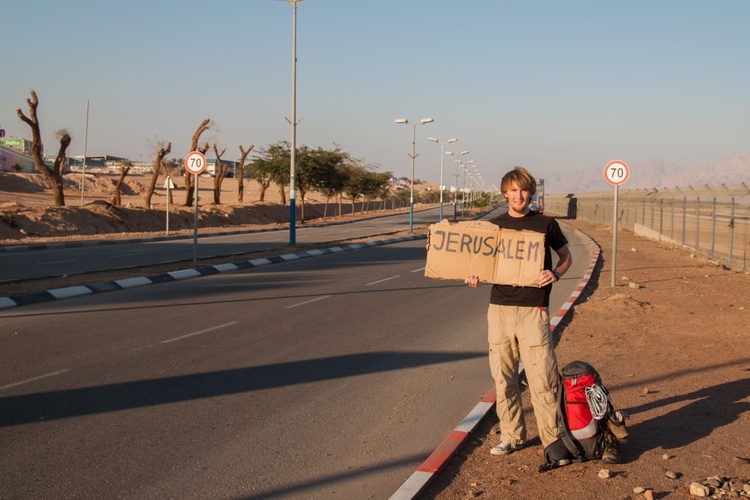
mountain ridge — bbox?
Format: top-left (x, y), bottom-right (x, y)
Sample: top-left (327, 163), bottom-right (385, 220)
top-left (544, 154), bottom-right (749, 194)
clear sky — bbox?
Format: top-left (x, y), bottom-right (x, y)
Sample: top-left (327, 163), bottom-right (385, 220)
top-left (2, 1), bottom-right (748, 189)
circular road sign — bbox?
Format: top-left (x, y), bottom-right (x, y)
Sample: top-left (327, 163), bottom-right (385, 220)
top-left (604, 160), bottom-right (630, 186)
top-left (185, 151), bottom-right (207, 175)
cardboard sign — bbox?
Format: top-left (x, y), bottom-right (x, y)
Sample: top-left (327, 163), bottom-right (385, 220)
top-left (425, 220), bottom-right (545, 287)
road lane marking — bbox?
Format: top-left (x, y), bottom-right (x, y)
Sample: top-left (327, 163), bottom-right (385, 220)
top-left (286, 295), bottom-right (331, 309)
top-left (35, 260), bottom-right (76, 266)
top-left (366, 275), bottom-right (400, 286)
top-left (161, 322), bottom-right (238, 344)
top-left (1, 369), bottom-right (70, 391)
top-left (411, 267), bottom-right (425, 273)
top-left (108, 252), bottom-right (148, 258)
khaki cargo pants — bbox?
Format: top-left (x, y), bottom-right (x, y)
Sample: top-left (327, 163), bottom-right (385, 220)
top-left (488, 304), bottom-right (560, 448)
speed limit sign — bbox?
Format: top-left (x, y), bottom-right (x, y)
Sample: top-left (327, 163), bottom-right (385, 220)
top-left (185, 151), bottom-right (207, 175)
top-left (604, 160), bottom-right (629, 186)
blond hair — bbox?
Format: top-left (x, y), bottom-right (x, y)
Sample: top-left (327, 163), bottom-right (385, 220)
top-left (500, 166), bottom-right (536, 195)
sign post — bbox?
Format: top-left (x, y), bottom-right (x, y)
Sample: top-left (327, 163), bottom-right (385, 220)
top-left (604, 160), bottom-right (630, 287)
top-left (164, 176), bottom-right (175, 235)
top-left (185, 151), bottom-right (207, 268)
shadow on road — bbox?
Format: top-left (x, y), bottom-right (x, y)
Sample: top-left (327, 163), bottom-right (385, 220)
top-left (0, 350), bottom-right (484, 427)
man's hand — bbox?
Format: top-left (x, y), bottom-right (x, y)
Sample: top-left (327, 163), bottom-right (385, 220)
top-left (465, 275), bottom-right (481, 288)
top-left (536, 269), bottom-right (558, 287)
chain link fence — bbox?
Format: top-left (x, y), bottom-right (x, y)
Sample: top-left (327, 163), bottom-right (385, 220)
top-left (546, 185), bottom-right (750, 272)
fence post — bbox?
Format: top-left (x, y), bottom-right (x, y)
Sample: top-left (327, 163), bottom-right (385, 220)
top-left (696, 197), bottom-right (701, 252)
top-left (659, 199), bottom-right (663, 241)
top-left (729, 197), bottom-right (735, 268)
top-left (670, 198), bottom-right (675, 240)
top-left (711, 197), bottom-right (716, 259)
top-left (682, 197), bottom-right (687, 246)
top-left (650, 199), bottom-right (655, 229)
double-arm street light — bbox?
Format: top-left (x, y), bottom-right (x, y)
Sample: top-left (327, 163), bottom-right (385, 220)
top-left (395, 117), bottom-right (433, 232)
top-left (428, 136), bottom-right (457, 221)
top-left (445, 149), bottom-right (469, 220)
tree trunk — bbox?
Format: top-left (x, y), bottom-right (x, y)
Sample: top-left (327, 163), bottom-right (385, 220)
top-left (16, 90), bottom-right (70, 207)
top-left (144, 142), bottom-right (172, 208)
top-left (212, 145), bottom-right (226, 204)
top-left (111, 165), bottom-right (130, 205)
top-left (237, 144), bottom-right (254, 203)
top-left (184, 119), bottom-right (210, 206)
top-left (279, 185), bottom-right (286, 206)
top-left (258, 181), bottom-right (267, 202)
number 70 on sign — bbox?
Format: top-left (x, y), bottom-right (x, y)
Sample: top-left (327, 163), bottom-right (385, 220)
top-left (604, 160), bottom-right (629, 186)
top-left (185, 151), bottom-right (207, 175)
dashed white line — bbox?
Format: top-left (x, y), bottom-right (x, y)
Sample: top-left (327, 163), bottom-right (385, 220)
top-left (286, 295), bottom-right (331, 309)
top-left (161, 321), bottom-right (238, 344)
top-left (366, 275), bottom-right (400, 286)
top-left (1, 369), bottom-right (70, 391)
top-left (411, 267), bottom-right (425, 273)
top-left (36, 260), bottom-right (76, 266)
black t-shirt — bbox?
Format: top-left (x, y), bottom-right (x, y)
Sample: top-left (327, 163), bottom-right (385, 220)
top-left (488, 211), bottom-right (568, 307)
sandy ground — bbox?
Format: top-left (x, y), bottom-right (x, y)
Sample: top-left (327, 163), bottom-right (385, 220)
top-left (423, 219), bottom-right (750, 499)
top-left (0, 172), bottom-right (427, 244)
top-left (1, 172), bottom-right (749, 499)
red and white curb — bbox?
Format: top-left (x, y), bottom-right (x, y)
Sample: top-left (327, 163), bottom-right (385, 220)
top-left (390, 226), bottom-right (601, 500)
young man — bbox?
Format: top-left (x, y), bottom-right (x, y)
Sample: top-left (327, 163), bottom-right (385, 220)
top-left (465, 166), bottom-right (572, 456)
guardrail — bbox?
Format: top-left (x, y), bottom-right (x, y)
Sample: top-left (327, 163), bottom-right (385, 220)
top-left (546, 185), bottom-right (750, 272)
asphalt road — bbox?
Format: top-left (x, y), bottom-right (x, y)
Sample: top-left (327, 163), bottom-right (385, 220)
top-left (1, 207), bottom-right (445, 283)
top-left (0, 212), bottom-right (592, 499)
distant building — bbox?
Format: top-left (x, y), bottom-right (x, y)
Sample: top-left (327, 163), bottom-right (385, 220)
top-left (1, 144), bottom-right (37, 172)
top-left (0, 137), bottom-right (35, 155)
top-left (68, 155), bottom-right (129, 170)
top-left (1, 137), bottom-right (38, 173)
top-left (206, 159), bottom-right (241, 177)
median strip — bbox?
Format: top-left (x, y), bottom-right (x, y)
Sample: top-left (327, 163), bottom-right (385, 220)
top-left (0, 234), bottom-right (427, 309)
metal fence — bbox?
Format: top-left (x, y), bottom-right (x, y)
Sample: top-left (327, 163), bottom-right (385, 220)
top-left (546, 185), bottom-right (750, 272)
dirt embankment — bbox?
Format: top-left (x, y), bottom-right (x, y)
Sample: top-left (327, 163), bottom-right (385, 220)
top-left (0, 172), bottom-right (422, 244)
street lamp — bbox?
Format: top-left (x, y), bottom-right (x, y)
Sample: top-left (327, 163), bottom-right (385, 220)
top-left (282, 0), bottom-right (303, 245)
top-left (467, 165), bottom-right (481, 208)
top-left (445, 150), bottom-right (469, 220)
top-left (428, 137), bottom-right (457, 222)
top-left (395, 117), bottom-right (434, 232)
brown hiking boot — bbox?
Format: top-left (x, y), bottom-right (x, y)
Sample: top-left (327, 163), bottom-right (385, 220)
top-left (601, 432), bottom-right (622, 464)
top-left (607, 410), bottom-right (629, 444)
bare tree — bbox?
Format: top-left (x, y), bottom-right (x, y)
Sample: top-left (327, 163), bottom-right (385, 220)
top-left (16, 91), bottom-right (71, 206)
top-left (163, 158), bottom-right (180, 205)
top-left (111, 161), bottom-right (132, 206)
top-left (184, 119), bottom-right (211, 206)
top-left (212, 144), bottom-right (227, 204)
top-left (237, 144), bottom-right (254, 203)
top-left (144, 142), bottom-right (172, 208)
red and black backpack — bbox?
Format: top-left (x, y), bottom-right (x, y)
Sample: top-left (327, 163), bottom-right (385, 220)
top-left (541, 361), bottom-right (616, 471)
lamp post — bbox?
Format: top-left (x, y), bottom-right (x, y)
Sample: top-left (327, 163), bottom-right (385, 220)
top-left (428, 137), bottom-right (457, 222)
top-left (80, 99), bottom-right (89, 206)
top-left (467, 166), bottom-right (481, 207)
top-left (445, 150), bottom-right (469, 220)
top-left (464, 160), bottom-right (477, 210)
top-left (282, 0), bottom-right (303, 245)
top-left (395, 117), bottom-right (433, 232)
